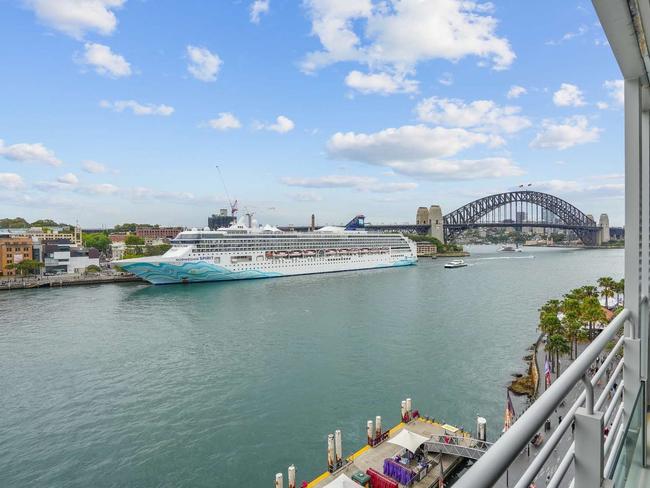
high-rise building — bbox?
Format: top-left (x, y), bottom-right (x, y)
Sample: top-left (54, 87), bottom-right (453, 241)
top-left (208, 209), bottom-right (236, 230)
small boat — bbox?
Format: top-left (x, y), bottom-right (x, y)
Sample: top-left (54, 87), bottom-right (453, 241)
top-left (304, 250), bottom-right (316, 257)
top-left (275, 251), bottom-right (288, 258)
top-left (444, 259), bottom-right (467, 269)
top-left (499, 245), bottom-right (516, 252)
top-left (289, 251), bottom-right (302, 258)
top-left (325, 250), bottom-right (337, 256)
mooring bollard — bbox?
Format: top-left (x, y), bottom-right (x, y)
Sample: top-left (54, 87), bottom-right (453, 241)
top-left (275, 472), bottom-right (283, 488)
top-left (288, 465), bottom-right (296, 488)
top-left (327, 433), bottom-right (335, 472)
top-left (367, 420), bottom-right (374, 445)
top-left (334, 430), bottom-right (342, 468)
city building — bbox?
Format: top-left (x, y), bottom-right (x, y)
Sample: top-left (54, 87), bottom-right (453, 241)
top-left (42, 241), bottom-right (100, 274)
top-left (110, 242), bottom-right (127, 260)
top-left (109, 233), bottom-right (128, 243)
top-left (208, 209), bottom-right (236, 230)
top-left (135, 226), bottom-right (183, 241)
top-left (415, 241), bottom-right (436, 257)
top-left (24, 226), bottom-right (83, 247)
top-left (0, 237), bottom-right (34, 276)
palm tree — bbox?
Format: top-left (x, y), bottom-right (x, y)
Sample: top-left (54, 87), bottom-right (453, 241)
top-left (581, 296), bottom-right (607, 340)
top-left (539, 299), bottom-right (561, 316)
top-left (546, 334), bottom-right (571, 376)
top-left (597, 277), bottom-right (616, 309)
top-left (613, 279), bottom-right (624, 307)
top-left (581, 285), bottom-right (599, 298)
top-left (540, 311), bottom-right (562, 337)
top-left (561, 297), bottom-right (582, 358)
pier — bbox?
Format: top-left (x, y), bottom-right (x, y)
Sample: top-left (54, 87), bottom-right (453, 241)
top-left (0, 273), bottom-right (143, 291)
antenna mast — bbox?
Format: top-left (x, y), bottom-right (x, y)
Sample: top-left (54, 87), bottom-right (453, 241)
top-left (216, 165), bottom-right (238, 216)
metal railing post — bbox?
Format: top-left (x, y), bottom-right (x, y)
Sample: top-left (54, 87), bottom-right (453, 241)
top-left (574, 405), bottom-right (604, 488)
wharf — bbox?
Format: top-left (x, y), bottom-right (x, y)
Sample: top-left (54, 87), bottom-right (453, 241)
top-left (0, 274), bottom-right (143, 291)
top-left (307, 418), bottom-right (469, 488)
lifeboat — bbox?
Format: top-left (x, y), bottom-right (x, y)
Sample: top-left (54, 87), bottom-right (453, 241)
top-left (359, 248), bottom-right (369, 254)
top-left (265, 251), bottom-right (274, 259)
top-left (338, 249), bottom-right (349, 254)
top-left (325, 250), bottom-right (337, 256)
top-left (289, 251), bottom-right (302, 258)
top-left (275, 251), bottom-right (288, 258)
top-left (304, 250), bottom-right (316, 257)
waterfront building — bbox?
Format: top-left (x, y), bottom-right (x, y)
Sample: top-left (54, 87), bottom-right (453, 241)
top-left (109, 233), bottom-right (128, 243)
top-left (43, 241), bottom-right (100, 274)
top-left (0, 237), bottom-right (34, 276)
top-left (415, 241), bottom-right (436, 257)
top-left (135, 226), bottom-right (183, 241)
top-left (110, 242), bottom-right (127, 260)
top-left (25, 226), bottom-right (83, 247)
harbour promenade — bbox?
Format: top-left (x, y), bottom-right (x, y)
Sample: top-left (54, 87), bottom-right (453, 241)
top-left (0, 273), bottom-right (142, 290)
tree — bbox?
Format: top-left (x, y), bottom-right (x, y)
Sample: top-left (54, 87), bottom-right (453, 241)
top-left (540, 299), bottom-right (561, 317)
top-left (9, 259), bottom-right (44, 277)
top-left (580, 285), bottom-right (599, 298)
top-left (546, 334), bottom-right (571, 376)
top-left (83, 233), bottom-right (111, 252)
top-left (597, 277), bottom-right (616, 309)
top-left (85, 264), bottom-right (101, 274)
top-left (125, 235), bottom-right (145, 246)
top-left (613, 279), bottom-right (624, 307)
top-left (561, 297), bottom-right (582, 359)
top-left (539, 311), bottom-right (562, 338)
top-left (581, 296), bottom-right (607, 340)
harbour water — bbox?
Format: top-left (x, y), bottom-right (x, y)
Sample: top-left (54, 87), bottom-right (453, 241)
top-left (0, 246), bottom-right (623, 487)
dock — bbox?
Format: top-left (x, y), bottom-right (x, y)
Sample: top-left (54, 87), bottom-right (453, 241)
top-left (308, 418), bottom-right (470, 488)
top-left (0, 274), bottom-right (143, 291)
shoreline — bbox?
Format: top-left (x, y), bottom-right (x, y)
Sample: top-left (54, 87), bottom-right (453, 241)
top-left (0, 274), bottom-right (143, 291)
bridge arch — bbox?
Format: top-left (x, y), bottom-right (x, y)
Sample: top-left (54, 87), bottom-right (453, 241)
top-left (443, 190), bottom-right (600, 245)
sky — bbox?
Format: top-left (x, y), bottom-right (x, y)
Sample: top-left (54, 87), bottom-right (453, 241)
top-left (0, 0), bottom-right (626, 228)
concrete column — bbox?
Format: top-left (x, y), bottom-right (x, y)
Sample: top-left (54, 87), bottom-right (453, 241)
top-left (624, 338), bottom-right (641, 423)
top-left (428, 205), bottom-right (444, 242)
top-left (574, 407), bottom-right (604, 488)
top-left (625, 79), bottom-right (641, 340)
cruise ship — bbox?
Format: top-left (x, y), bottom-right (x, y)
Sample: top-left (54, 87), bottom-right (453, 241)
top-left (115, 216), bottom-right (417, 284)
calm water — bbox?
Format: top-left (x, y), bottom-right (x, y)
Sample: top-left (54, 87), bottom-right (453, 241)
top-left (0, 246), bottom-right (623, 487)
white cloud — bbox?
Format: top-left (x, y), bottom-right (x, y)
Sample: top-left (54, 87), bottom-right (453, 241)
top-left (100, 99), bottom-right (174, 116)
top-left (604, 79), bottom-right (623, 106)
top-left (438, 72), bottom-right (453, 86)
top-left (250, 0), bottom-right (270, 24)
top-left (25, 0), bottom-right (125, 39)
top-left (530, 116), bottom-right (601, 150)
top-left (81, 42), bottom-right (131, 77)
top-left (57, 173), bottom-right (79, 185)
top-left (0, 139), bottom-right (62, 166)
top-left (326, 125), bottom-right (521, 179)
top-left (288, 191), bottom-right (323, 202)
top-left (207, 112), bottom-right (242, 131)
top-left (0, 173), bottom-right (25, 190)
top-left (507, 85), bottom-right (526, 99)
top-left (82, 160), bottom-right (107, 173)
top-left (256, 115), bottom-right (295, 133)
top-left (186, 45), bottom-right (222, 82)
top-left (302, 0), bottom-right (515, 85)
top-left (84, 183), bottom-right (119, 195)
top-left (281, 175), bottom-right (418, 193)
top-left (596, 101), bottom-right (609, 110)
top-left (532, 179), bottom-right (624, 198)
top-left (553, 83), bottom-right (586, 107)
top-left (415, 97), bottom-right (531, 134)
top-left (345, 70), bottom-right (418, 95)
top-left (546, 25), bottom-right (588, 46)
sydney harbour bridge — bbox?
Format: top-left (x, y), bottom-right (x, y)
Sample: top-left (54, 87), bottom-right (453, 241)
top-left (283, 190), bottom-right (613, 246)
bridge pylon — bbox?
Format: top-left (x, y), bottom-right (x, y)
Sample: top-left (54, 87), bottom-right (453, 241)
top-left (416, 205), bottom-right (445, 242)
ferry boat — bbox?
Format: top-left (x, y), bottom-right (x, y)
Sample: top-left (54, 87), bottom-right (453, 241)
top-left (444, 259), bottom-right (467, 269)
top-left (114, 215), bottom-right (417, 285)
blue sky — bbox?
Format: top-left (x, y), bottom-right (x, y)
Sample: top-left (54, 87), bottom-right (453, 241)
top-left (0, 0), bottom-right (626, 227)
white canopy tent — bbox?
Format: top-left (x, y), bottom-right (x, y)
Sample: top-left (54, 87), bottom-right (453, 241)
top-left (323, 474), bottom-right (359, 487)
top-left (387, 428), bottom-right (430, 454)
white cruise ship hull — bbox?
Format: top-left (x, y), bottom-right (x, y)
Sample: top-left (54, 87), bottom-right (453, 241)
top-left (117, 253), bottom-right (416, 285)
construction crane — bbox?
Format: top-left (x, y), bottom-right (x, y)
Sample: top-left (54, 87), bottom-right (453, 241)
top-left (216, 165), bottom-right (238, 217)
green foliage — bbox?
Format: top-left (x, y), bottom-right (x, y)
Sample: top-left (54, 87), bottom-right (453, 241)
top-left (85, 264), bottom-right (101, 273)
top-left (9, 259), bottom-right (44, 276)
top-left (113, 223), bottom-right (139, 232)
top-left (123, 244), bottom-right (171, 259)
top-left (83, 232), bottom-right (111, 252)
top-left (30, 219), bottom-right (60, 228)
top-left (125, 235), bottom-right (145, 245)
top-left (405, 234), bottom-right (463, 253)
top-left (0, 217), bottom-right (30, 228)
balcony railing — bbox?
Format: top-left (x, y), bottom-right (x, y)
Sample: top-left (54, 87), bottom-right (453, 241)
top-left (455, 307), bottom-right (644, 487)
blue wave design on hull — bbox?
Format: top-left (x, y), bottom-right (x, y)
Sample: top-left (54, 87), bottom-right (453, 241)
top-left (120, 261), bottom-right (283, 285)
top-left (120, 258), bottom-right (417, 285)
